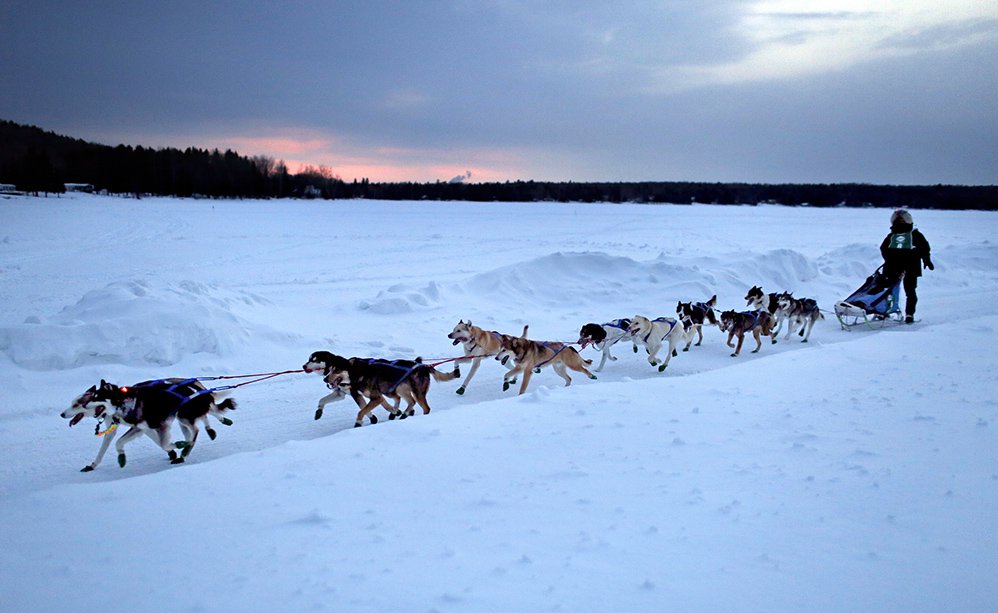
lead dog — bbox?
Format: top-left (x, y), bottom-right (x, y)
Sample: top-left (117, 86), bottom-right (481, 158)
top-left (777, 293), bottom-right (824, 342)
top-left (494, 336), bottom-right (596, 395)
top-left (61, 378), bottom-right (236, 471)
top-left (577, 318), bottom-right (634, 371)
top-left (718, 310), bottom-right (775, 356)
top-left (446, 320), bottom-right (528, 395)
top-left (745, 286), bottom-right (789, 343)
top-left (627, 315), bottom-right (689, 372)
top-left (304, 351), bottom-right (459, 427)
top-left (676, 295), bottom-right (718, 351)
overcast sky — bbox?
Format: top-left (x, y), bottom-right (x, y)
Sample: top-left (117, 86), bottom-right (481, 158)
top-left (2, 0), bottom-right (996, 184)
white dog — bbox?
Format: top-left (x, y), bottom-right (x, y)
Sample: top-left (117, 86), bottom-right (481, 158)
top-left (577, 318), bottom-right (636, 372)
top-left (627, 315), bottom-right (690, 372)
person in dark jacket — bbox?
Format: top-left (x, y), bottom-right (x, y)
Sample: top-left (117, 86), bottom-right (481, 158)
top-left (880, 208), bottom-right (933, 323)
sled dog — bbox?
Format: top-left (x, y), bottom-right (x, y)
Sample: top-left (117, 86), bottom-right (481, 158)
top-left (446, 320), bottom-right (528, 394)
top-left (718, 310), bottom-right (775, 356)
top-left (745, 286), bottom-right (789, 342)
top-left (777, 293), bottom-right (824, 342)
top-left (303, 351), bottom-right (459, 427)
top-left (676, 295), bottom-right (718, 350)
top-left (61, 378), bottom-right (236, 471)
top-left (577, 318), bottom-right (634, 371)
top-left (303, 351), bottom-right (404, 422)
top-left (494, 336), bottom-right (596, 395)
top-left (627, 315), bottom-right (689, 372)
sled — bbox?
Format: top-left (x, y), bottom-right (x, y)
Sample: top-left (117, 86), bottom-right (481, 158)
top-left (834, 266), bottom-right (905, 330)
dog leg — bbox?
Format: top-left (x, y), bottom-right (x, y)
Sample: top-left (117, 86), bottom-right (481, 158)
top-left (114, 426), bottom-right (145, 467)
top-left (201, 416), bottom-right (217, 441)
top-left (314, 389), bottom-right (346, 420)
top-left (569, 356), bottom-right (598, 380)
top-left (517, 368), bottom-right (535, 395)
top-left (801, 317), bottom-right (815, 342)
top-left (552, 362), bottom-right (572, 387)
top-left (732, 333), bottom-right (745, 357)
top-left (503, 363), bottom-right (525, 392)
top-left (695, 325), bottom-right (703, 347)
top-left (596, 348), bottom-right (611, 372)
top-left (82, 426), bottom-right (118, 472)
top-left (414, 391), bottom-right (432, 415)
top-left (174, 421), bottom-right (199, 459)
top-left (751, 329), bottom-right (763, 353)
top-left (456, 356), bottom-right (482, 395)
top-left (354, 397), bottom-right (383, 428)
top-left (726, 331), bottom-right (736, 350)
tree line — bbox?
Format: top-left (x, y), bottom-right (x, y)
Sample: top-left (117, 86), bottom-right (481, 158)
top-left (1, 119), bottom-right (995, 209)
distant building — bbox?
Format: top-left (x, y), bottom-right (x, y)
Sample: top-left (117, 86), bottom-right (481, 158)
top-left (303, 185), bottom-right (321, 199)
top-left (64, 183), bottom-right (94, 193)
top-left (0, 183), bottom-right (17, 193)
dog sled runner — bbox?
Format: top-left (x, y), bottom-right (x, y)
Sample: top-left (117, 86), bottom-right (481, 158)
top-left (834, 266), bottom-right (904, 329)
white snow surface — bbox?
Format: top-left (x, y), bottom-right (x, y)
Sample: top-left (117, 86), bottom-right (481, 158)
top-left (1, 194), bottom-right (996, 612)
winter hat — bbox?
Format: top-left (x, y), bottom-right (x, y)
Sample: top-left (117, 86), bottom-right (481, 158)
top-left (891, 208), bottom-right (913, 225)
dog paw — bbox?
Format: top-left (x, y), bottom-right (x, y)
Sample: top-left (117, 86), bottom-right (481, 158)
top-left (730, 353), bottom-right (738, 357)
top-left (801, 339), bottom-right (808, 343)
top-left (503, 381), bottom-right (511, 392)
top-left (751, 349), bottom-right (760, 353)
top-left (456, 386), bottom-right (466, 395)
top-left (682, 347), bottom-right (689, 352)
top-left (80, 465), bottom-right (94, 473)
top-left (658, 364), bottom-right (668, 372)
top-left (207, 428), bottom-right (217, 440)
top-left (589, 374), bottom-right (598, 380)
top-left (170, 457), bottom-right (185, 464)
top-left (369, 415), bottom-right (378, 425)
top-left (314, 408), bottom-right (324, 420)
top-left (221, 417), bottom-right (233, 426)
top-left (533, 368), bottom-right (541, 374)
top-left (633, 346), bottom-right (638, 353)
top-left (353, 422), bottom-right (362, 428)
top-left (174, 440), bottom-right (191, 449)
top-left (117, 453), bottom-right (127, 468)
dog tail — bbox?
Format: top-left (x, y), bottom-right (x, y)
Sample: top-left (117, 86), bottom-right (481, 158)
top-left (428, 365), bottom-right (461, 382)
top-left (218, 398), bottom-right (237, 411)
top-left (705, 308), bottom-right (718, 325)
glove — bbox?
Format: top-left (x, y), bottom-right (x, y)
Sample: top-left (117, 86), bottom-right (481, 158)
top-left (925, 259), bottom-right (934, 271)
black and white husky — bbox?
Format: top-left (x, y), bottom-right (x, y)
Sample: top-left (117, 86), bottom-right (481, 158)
top-left (745, 286), bottom-right (789, 343)
top-left (61, 378), bottom-right (236, 471)
top-left (577, 318), bottom-right (634, 371)
top-left (676, 295), bottom-right (718, 351)
top-left (777, 293), bottom-right (824, 342)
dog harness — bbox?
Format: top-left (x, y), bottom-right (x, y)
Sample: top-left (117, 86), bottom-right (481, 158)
top-left (359, 359), bottom-right (423, 394)
top-left (127, 378), bottom-right (217, 409)
top-left (645, 318), bottom-right (677, 343)
top-left (739, 311), bottom-right (761, 328)
top-left (533, 342), bottom-right (570, 369)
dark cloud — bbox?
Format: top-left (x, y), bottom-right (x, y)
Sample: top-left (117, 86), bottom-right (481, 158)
top-left (1, 0), bottom-right (995, 183)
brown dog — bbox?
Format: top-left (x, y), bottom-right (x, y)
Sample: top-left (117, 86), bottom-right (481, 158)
top-left (447, 320), bottom-right (528, 395)
top-left (303, 351), bottom-right (459, 427)
top-left (718, 310), bottom-right (775, 357)
top-left (495, 336), bottom-right (596, 395)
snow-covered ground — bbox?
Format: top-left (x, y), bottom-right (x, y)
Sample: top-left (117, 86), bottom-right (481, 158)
top-left (1, 193), bottom-right (995, 612)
